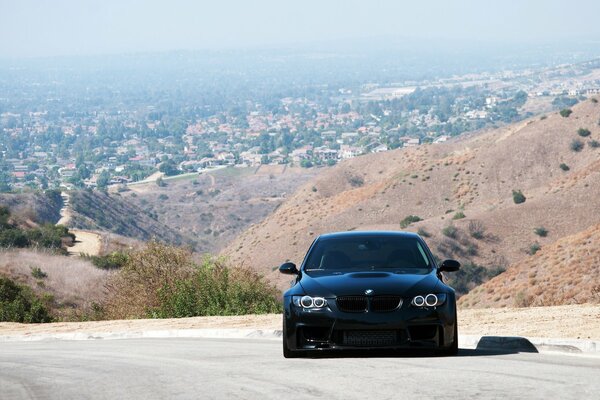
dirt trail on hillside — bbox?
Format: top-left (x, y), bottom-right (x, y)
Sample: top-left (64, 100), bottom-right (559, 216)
top-left (56, 192), bottom-right (71, 226)
top-left (68, 229), bottom-right (102, 256)
top-left (1, 304), bottom-right (598, 340)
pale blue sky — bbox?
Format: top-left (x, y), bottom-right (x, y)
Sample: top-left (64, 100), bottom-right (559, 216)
top-left (2, 0), bottom-right (600, 57)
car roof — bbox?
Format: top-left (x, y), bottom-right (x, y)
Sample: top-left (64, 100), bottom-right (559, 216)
top-left (317, 230), bottom-right (420, 240)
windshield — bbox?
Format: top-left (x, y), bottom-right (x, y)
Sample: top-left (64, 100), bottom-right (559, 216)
top-left (303, 235), bottom-right (432, 276)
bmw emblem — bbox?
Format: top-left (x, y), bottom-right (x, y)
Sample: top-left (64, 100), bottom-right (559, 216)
top-left (365, 289), bottom-right (374, 295)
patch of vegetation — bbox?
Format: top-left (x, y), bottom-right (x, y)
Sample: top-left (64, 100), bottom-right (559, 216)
top-left (559, 163), bottom-right (570, 171)
top-left (577, 128), bottom-right (591, 137)
top-left (30, 267), bottom-right (47, 279)
top-left (417, 228), bottom-right (430, 238)
top-left (400, 215), bottom-right (422, 228)
top-left (570, 139), bottom-right (584, 152)
top-left (104, 242), bottom-right (281, 319)
top-left (513, 291), bottom-right (533, 308)
top-left (528, 242), bottom-right (541, 255)
top-left (348, 175), bottom-right (364, 187)
top-left (589, 140), bottom-right (600, 148)
top-left (591, 98), bottom-right (598, 103)
top-left (442, 225), bottom-right (458, 239)
top-left (452, 211), bottom-right (466, 220)
top-left (158, 194), bottom-right (169, 201)
top-left (446, 262), bottom-right (505, 295)
top-left (468, 220), bottom-right (486, 239)
top-left (0, 207), bottom-right (74, 252)
top-left (512, 190), bottom-right (526, 204)
top-left (534, 227), bottom-right (548, 237)
top-left (311, 186), bottom-right (317, 192)
top-left (0, 276), bottom-right (52, 323)
top-left (83, 252), bottom-right (130, 270)
top-left (559, 108), bottom-right (573, 118)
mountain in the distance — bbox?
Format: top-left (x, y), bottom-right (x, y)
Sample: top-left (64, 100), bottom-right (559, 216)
top-left (223, 98), bottom-right (600, 300)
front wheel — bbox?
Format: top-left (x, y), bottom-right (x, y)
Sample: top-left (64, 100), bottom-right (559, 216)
top-left (437, 315), bottom-right (458, 356)
top-left (282, 317), bottom-right (304, 358)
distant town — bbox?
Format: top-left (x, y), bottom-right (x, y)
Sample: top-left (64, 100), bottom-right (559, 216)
top-left (1, 54), bottom-right (599, 192)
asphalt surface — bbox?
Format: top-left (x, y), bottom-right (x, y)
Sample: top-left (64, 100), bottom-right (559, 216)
top-left (1, 338), bottom-right (599, 400)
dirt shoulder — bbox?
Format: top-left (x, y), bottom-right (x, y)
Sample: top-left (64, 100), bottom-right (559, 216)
top-left (1, 304), bottom-right (598, 340)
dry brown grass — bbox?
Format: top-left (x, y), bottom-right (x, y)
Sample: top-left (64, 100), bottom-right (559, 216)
top-left (0, 249), bottom-right (111, 320)
top-left (459, 223), bottom-right (600, 308)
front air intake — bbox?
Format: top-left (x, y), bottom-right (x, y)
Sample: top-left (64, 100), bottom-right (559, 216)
top-left (336, 296), bottom-right (368, 312)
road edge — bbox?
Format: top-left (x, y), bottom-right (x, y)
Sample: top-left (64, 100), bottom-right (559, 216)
top-left (0, 329), bottom-right (598, 356)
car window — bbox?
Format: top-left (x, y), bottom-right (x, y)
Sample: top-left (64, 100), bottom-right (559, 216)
top-left (304, 235), bottom-right (432, 276)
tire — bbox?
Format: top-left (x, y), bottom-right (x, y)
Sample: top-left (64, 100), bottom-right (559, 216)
top-left (282, 316), bottom-right (303, 358)
top-left (437, 314), bottom-right (458, 356)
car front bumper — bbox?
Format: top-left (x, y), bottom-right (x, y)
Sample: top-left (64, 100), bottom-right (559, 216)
top-left (283, 296), bottom-right (456, 352)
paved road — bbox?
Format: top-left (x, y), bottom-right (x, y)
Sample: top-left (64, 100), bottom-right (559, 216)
top-left (1, 338), bottom-right (598, 399)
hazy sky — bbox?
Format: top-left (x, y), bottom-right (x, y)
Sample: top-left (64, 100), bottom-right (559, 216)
top-left (2, 0), bottom-right (600, 58)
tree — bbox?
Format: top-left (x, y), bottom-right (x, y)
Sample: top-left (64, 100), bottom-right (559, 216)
top-left (158, 160), bottom-right (179, 176)
top-left (97, 171), bottom-right (111, 190)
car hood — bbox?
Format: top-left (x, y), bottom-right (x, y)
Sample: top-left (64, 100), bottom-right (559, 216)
top-left (299, 271), bottom-right (441, 297)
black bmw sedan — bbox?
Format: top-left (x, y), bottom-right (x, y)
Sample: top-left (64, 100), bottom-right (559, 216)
top-left (279, 231), bottom-right (461, 357)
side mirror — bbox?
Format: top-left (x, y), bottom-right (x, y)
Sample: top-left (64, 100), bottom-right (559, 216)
top-left (439, 259), bottom-right (460, 272)
top-left (279, 262), bottom-right (299, 275)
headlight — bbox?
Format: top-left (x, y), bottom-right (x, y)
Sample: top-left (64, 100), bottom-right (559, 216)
top-left (292, 295), bottom-right (328, 309)
top-left (411, 293), bottom-right (446, 307)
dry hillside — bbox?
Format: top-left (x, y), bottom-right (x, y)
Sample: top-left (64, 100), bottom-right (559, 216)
top-left (224, 98), bottom-right (600, 292)
top-left (459, 223), bottom-right (600, 308)
top-left (118, 165), bottom-right (317, 252)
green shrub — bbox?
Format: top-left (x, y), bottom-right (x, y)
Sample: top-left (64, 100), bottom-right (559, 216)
top-left (570, 139), bottom-right (584, 152)
top-left (158, 194), bottom-right (169, 201)
top-left (534, 227), bottom-right (548, 237)
top-left (0, 276), bottom-right (52, 323)
top-left (577, 128), bottom-right (591, 137)
top-left (452, 211), bottom-right (466, 220)
top-left (528, 243), bottom-right (541, 255)
top-left (589, 140), bottom-right (600, 148)
top-left (559, 109), bottom-right (572, 118)
top-left (84, 252), bottom-right (130, 270)
top-left (442, 225), bottom-right (458, 239)
top-left (559, 163), bottom-right (570, 171)
top-left (592, 98), bottom-right (598, 103)
top-left (31, 267), bottom-right (47, 279)
top-left (512, 190), bottom-right (526, 204)
top-left (400, 215), bottom-right (422, 228)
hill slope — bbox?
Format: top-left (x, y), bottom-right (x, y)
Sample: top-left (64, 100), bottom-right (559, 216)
top-left (224, 98), bottom-right (600, 291)
top-left (459, 223), bottom-right (600, 308)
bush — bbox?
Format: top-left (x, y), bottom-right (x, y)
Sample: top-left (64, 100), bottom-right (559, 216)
top-left (589, 140), bottom-right (600, 148)
top-left (577, 128), bottom-right (591, 137)
top-left (417, 228), bottom-right (430, 238)
top-left (84, 252), bottom-right (130, 270)
top-left (104, 242), bottom-right (281, 319)
top-left (0, 276), bottom-right (52, 323)
top-left (528, 243), bottom-right (541, 255)
top-left (559, 109), bottom-right (572, 118)
top-left (31, 267), bottom-right (47, 279)
top-left (512, 190), bottom-right (526, 204)
top-left (452, 211), bottom-right (466, 220)
top-left (468, 220), bottom-right (486, 239)
top-left (592, 98), bottom-right (598, 103)
top-left (534, 227), bottom-right (548, 237)
top-left (400, 215), bottom-right (422, 228)
top-left (570, 139), bottom-right (584, 152)
top-left (445, 262), bottom-right (505, 295)
top-left (559, 163), bottom-right (570, 171)
top-left (442, 225), bottom-right (458, 239)
top-left (348, 175), bottom-right (364, 187)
